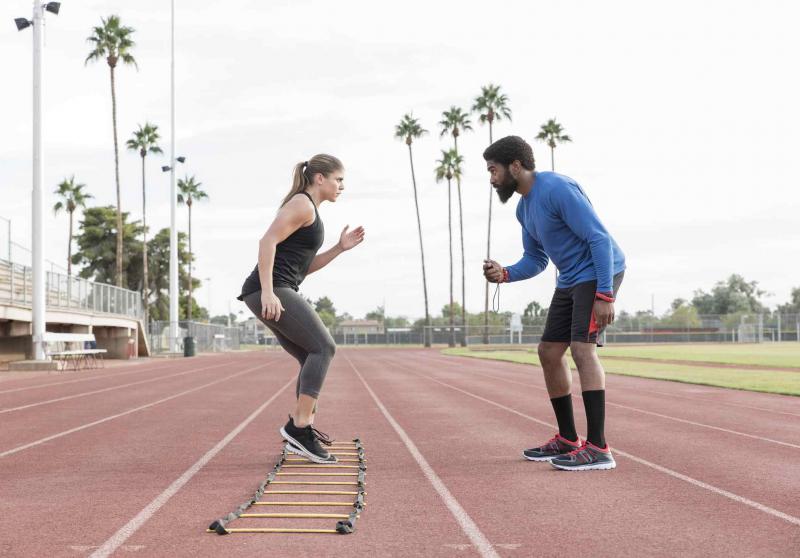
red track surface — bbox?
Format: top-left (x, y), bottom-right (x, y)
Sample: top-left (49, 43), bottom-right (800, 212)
top-left (1, 349), bottom-right (798, 557)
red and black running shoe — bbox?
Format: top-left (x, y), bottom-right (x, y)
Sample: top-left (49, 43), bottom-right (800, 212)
top-left (523, 433), bottom-right (582, 461)
top-left (550, 440), bottom-right (616, 471)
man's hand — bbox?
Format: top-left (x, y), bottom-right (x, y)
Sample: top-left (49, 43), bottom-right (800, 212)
top-left (483, 259), bottom-right (505, 283)
top-left (593, 299), bottom-right (615, 329)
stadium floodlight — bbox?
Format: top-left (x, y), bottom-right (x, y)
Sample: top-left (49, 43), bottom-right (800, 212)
top-left (15, 18), bottom-right (32, 31)
top-left (45, 2), bottom-right (60, 15)
top-left (176, 156), bottom-right (186, 163)
top-left (161, 156), bottom-right (186, 173)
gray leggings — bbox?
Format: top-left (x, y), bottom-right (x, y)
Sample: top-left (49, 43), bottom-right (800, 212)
top-left (243, 288), bottom-right (335, 399)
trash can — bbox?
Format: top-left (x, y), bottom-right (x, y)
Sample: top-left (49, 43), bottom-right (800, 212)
top-left (183, 336), bottom-right (195, 357)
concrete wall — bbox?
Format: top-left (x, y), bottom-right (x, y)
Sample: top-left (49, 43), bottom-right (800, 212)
top-left (94, 326), bottom-right (137, 359)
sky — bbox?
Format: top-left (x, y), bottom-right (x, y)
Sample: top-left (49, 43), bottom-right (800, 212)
top-left (2, 0), bottom-right (798, 321)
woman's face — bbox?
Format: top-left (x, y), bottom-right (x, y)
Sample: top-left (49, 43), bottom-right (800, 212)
top-left (317, 168), bottom-right (345, 202)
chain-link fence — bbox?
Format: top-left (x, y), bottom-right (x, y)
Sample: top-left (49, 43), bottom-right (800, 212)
top-left (148, 320), bottom-right (240, 354)
top-left (333, 313), bottom-right (800, 346)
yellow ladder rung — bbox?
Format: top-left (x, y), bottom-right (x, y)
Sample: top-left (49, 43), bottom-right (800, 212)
top-left (240, 513), bottom-right (359, 519)
top-left (276, 472), bottom-right (357, 477)
top-left (208, 528), bottom-right (339, 534)
top-left (285, 458), bottom-right (364, 463)
top-left (282, 465), bottom-right (362, 469)
top-left (329, 452), bottom-right (360, 456)
top-left (254, 501), bottom-right (364, 507)
top-left (263, 490), bottom-right (363, 495)
top-left (270, 481), bottom-right (360, 486)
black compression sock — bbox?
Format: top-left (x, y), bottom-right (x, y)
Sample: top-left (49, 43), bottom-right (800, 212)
top-left (582, 390), bottom-right (606, 448)
top-left (550, 394), bottom-right (578, 443)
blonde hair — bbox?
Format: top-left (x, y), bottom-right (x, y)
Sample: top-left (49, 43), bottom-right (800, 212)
top-left (281, 154), bottom-right (343, 207)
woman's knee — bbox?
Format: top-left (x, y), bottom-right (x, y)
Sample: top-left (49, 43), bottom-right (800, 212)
top-left (320, 337), bottom-right (336, 358)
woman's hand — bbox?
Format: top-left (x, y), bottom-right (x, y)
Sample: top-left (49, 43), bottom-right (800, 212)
top-left (338, 225), bottom-right (365, 251)
top-left (261, 291), bottom-right (285, 322)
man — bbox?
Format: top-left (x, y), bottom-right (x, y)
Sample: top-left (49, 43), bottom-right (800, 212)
top-left (482, 136), bottom-right (625, 471)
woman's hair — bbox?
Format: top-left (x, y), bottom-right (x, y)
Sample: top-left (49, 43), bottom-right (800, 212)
top-left (281, 154), bottom-right (343, 207)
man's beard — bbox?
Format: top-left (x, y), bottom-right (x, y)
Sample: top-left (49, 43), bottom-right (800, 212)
top-left (495, 175), bottom-right (517, 204)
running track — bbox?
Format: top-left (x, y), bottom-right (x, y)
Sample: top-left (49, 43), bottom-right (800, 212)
top-left (0, 349), bottom-right (797, 557)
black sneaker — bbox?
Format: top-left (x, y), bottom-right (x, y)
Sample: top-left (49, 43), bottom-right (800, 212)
top-left (550, 441), bottom-right (617, 471)
top-left (523, 433), bottom-right (582, 461)
top-left (279, 417), bottom-right (338, 464)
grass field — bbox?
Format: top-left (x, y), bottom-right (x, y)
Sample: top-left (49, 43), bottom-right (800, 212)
top-left (442, 343), bottom-right (800, 396)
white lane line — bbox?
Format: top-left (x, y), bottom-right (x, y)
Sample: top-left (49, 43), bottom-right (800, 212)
top-left (386, 357), bottom-right (800, 528)
top-left (0, 362), bottom-right (269, 459)
top-left (0, 356), bottom-right (224, 396)
top-left (0, 360), bottom-right (238, 415)
top-left (434, 351), bottom-right (800, 418)
top-left (344, 353), bottom-right (500, 558)
top-left (414, 354), bottom-right (800, 450)
top-left (89, 375), bottom-right (295, 558)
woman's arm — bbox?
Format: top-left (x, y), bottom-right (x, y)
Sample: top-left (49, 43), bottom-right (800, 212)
top-left (307, 225), bottom-right (365, 275)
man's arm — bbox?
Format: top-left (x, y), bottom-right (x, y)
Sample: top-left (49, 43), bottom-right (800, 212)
top-left (484, 227), bottom-right (548, 283)
top-left (551, 184), bottom-right (615, 293)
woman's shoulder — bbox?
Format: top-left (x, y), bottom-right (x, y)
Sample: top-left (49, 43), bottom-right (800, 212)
top-left (280, 193), bottom-right (316, 226)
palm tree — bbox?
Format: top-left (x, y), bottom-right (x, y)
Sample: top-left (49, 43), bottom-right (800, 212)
top-left (439, 107), bottom-right (472, 346)
top-left (177, 176), bottom-right (208, 321)
top-left (536, 118), bottom-right (572, 171)
top-left (126, 122), bottom-right (162, 325)
top-left (394, 113), bottom-right (432, 347)
top-left (435, 149), bottom-right (463, 348)
top-left (53, 177), bottom-right (93, 277)
top-left (473, 84), bottom-right (512, 343)
top-left (85, 15), bottom-right (137, 287)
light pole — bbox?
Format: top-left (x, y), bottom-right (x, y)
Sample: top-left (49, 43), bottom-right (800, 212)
top-left (0, 216), bottom-right (11, 262)
top-left (162, 154), bottom-right (185, 352)
top-left (204, 276), bottom-right (211, 319)
top-left (15, 2), bottom-right (61, 362)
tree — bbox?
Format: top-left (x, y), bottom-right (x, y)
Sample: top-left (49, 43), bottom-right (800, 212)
top-left (777, 287), bottom-right (800, 314)
top-left (71, 206), bottom-right (143, 289)
top-left (472, 84), bottom-right (512, 342)
top-left (313, 296), bottom-right (337, 329)
top-left (660, 300), bottom-right (701, 328)
top-left (365, 306), bottom-right (385, 322)
top-left (435, 148), bottom-right (463, 348)
top-left (146, 228), bottom-right (198, 321)
top-left (691, 274), bottom-right (767, 315)
top-left (85, 15), bottom-right (137, 287)
top-left (535, 118), bottom-right (572, 172)
top-left (394, 113), bottom-right (432, 347)
top-left (126, 122), bottom-right (162, 324)
top-left (439, 107), bottom-right (472, 346)
top-left (53, 176), bottom-right (93, 276)
top-left (523, 300), bottom-right (544, 318)
top-left (177, 175), bottom-right (208, 321)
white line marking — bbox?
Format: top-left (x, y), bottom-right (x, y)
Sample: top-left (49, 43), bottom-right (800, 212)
top-left (415, 354), bottom-right (800, 449)
top-left (89, 376), bottom-right (294, 558)
top-left (0, 362), bottom-right (269, 459)
top-left (0, 360), bottom-right (235, 415)
top-left (384, 356), bottom-right (800, 528)
top-left (0, 357), bottom-right (215, 396)
top-left (344, 354), bottom-right (500, 558)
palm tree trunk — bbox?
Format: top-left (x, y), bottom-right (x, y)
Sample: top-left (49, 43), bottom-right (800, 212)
top-left (110, 65), bottom-right (123, 287)
top-left (454, 136), bottom-right (466, 347)
top-left (550, 145), bottom-right (555, 172)
top-left (141, 155), bottom-right (149, 326)
top-left (67, 210), bottom-right (73, 277)
top-left (188, 202), bottom-right (193, 322)
top-left (408, 144), bottom-right (431, 348)
top-left (447, 178), bottom-right (455, 348)
top-left (483, 122), bottom-right (493, 344)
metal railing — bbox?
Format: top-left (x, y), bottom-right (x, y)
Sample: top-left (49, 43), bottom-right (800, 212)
top-left (0, 258), bottom-right (143, 320)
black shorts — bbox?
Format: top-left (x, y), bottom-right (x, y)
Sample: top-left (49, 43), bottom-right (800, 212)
top-left (541, 271), bottom-right (624, 344)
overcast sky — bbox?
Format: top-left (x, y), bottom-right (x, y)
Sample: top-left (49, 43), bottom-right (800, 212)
top-left (2, 0), bottom-right (798, 321)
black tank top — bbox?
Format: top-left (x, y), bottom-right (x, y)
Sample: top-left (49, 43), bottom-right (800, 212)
top-left (237, 191), bottom-right (324, 298)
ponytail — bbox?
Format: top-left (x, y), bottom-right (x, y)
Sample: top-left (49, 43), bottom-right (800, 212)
top-left (281, 154), bottom-right (343, 207)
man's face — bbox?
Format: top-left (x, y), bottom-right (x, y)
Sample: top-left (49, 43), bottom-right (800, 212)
top-left (486, 160), bottom-right (517, 204)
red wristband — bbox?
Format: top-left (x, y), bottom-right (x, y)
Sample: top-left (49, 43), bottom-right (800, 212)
top-left (501, 268), bottom-right (509, 283)
top-left (595, 292), bottom-right (615, 303)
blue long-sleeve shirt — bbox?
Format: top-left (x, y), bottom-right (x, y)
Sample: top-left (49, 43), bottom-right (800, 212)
top-left (506, 171), bottom-right (625, 292)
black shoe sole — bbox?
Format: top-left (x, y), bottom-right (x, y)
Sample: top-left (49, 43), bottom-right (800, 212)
top-left (279, 426), bottom-right (337, 464)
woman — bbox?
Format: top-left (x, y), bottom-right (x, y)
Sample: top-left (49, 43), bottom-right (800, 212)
top-left (237, 154), bottom-right (365, 463)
